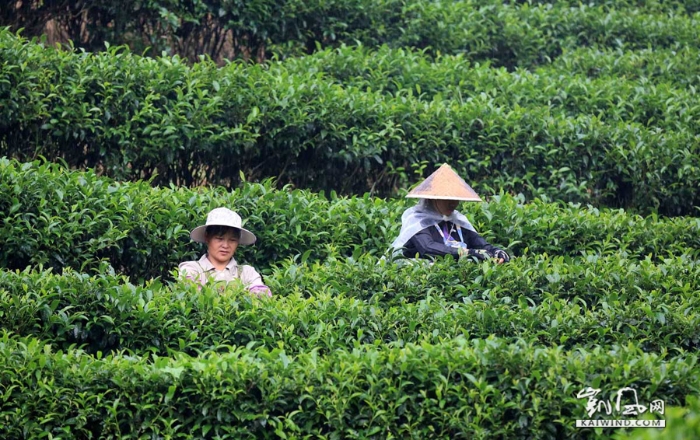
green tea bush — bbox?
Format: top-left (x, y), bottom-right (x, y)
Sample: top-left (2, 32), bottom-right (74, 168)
top-left (3, 0), bottom-right (698, 65)
top-left (2, 31), bottom-right (700, 214)
top-left (553, 46), bottom-right (700, 88)
top-left (2, 2), bottom-right (699, 437)
top-left (1, 159), bottom-right (699, 281)
top-left (252, 0), bottom-right (700, 68)
top-left (0, 29), bottom-right (257, 183)
top-left (613, 396), bottom-right (700, 439)
top-left (0, 332), bottom-right (697, 439)
top-left (1, 254), bottom-right (698, 356)
top-left (0, 158), bottom-right (397, 280)
top-left (512, 0), bottom-right (699, 14)
top-left (281, 44), bottom-right (700, 133)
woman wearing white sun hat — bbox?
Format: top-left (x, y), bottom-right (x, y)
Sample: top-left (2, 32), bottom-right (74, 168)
top-left (392, 164), bottom-right (510, 264)
top-left (179, 207), bottom-right (271, 296)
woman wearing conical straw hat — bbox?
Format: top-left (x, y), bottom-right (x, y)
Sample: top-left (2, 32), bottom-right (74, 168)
top-left (391, 164), bottom-right (510, 263)
top-left (179, 207), bottom-right (272, 296)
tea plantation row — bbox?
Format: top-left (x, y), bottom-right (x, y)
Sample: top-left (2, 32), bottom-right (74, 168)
top-left (1, 252), bottom-right (699, 357)
top-left (3, 0), bottom-right (698, 66)
top-left (1, 330), bottom-right (697, 439)
top-left (2, 157), bottom-right (698, 437)
top-left (2, 158), bottom-right (699, 282)
top-left (282, 44), bottom-right (700, 133)
top-left (2, 31), bottom-right (700, 213)
top-left (263, 0), bottom-right (700, 68)
top-left (551, 46), bottom-right (700, 88)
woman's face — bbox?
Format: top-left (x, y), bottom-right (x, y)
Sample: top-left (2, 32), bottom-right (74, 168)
top-left (205, 229), bottom-right (239, 266)
top-left (434, 199), bottom-right (459, 216)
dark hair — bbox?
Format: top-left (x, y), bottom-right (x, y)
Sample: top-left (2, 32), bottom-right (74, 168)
top-left (205, 225), bottom-right (240, 239)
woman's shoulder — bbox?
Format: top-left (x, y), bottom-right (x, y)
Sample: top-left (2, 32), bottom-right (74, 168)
top-left (239, 264), bottom-right (262, 275)
top-left (178, 260), bottom-right (203, 272)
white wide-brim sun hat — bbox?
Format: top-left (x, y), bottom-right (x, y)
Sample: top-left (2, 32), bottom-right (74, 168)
top-left (189, 207), bottom-right (257, 246)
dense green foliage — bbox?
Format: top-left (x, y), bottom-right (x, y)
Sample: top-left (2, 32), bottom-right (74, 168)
top-left (1, 331), bottom-right (695, 439)
top-left (2, 157), bottom-right (698, 436)
top-left (282, 44), bottom-right (700, 132)
top-left (2, 158), bottom-right (699, 281)
top-left (2, 30), bottom-right (700, 214)
top-left (2, 0), bottom-right (700, 436)
top-left (552, 46), bottom-right (700, 88)
top-left (614, 396), bottom-right (700, 439)
top-left (1, 253), bottom-right (699, 357)
top-left (2, 0), bottom-right (699, 63)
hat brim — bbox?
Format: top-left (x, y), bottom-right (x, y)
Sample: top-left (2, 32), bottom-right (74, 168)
top-left (405, 194), bottom-right (482, 202)
top-left (190, 225), bottom-right (257, 246)
top-left (405, 163), bottom-right (482, 202)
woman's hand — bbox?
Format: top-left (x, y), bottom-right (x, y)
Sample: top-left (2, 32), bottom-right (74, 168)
top-left (491, 249), bottom-right (510, 264)
top-left (460, 248), bottom-right (489, 261)
top-left (461, 248), bottom-right (509, 263)
top-left (458, 246), bottom-right (469, 259)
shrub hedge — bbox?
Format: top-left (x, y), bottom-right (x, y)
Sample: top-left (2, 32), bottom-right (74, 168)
top-left (2, 31), bottom-right (700, 214)
top-left (614, 396), bottom-right (700, 439)
top-left (553, 46), bottom-right (700, 88)
top-left (100, 0), bottom-right (700, 60)
top-left (1, 253), bottom-right (698, 357)
top-left (2, 0), bottom-right (698, 64)
top-left (2, 2), bottom-right (699, 437)
top-left (1, 332), bottom-right (696, 439)
top-left (282, 44), bottom-right (700, 133)
top-left (2, 159), bottom-right (699, 281)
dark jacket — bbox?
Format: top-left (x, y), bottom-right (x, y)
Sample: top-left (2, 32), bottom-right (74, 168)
top-left (402, 220), bottom-right (503, 260)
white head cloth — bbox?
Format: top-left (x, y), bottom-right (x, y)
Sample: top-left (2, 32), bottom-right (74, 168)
top-left (391, 199), bottom-right (477, 250)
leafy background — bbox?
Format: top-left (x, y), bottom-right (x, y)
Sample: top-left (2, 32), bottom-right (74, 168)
top-left (0, 1), bottom-right (699, 438)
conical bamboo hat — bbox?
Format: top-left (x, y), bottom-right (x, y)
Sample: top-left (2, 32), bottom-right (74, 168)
top-left (406, 163), bottom-right (482, 202)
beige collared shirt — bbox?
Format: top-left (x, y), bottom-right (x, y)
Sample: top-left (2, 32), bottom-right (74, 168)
top-left (178, 254), bottom-right (270, 295)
